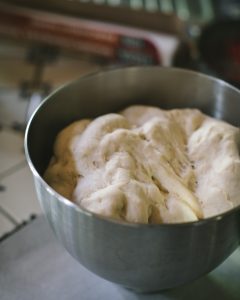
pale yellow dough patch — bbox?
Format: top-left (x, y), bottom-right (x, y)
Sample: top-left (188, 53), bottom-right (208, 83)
top-left (44, 106), bottom-right (240, 224)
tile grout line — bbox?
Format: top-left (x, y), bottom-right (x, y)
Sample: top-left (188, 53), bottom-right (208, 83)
top-left (0, 160), bottom-right (26, 181)
top-left (0, 205), bottom-right (19, 226)
top-left (0, 125), bottom-right (27, 227)
top-left (0, 160), bottom-right (27, 226)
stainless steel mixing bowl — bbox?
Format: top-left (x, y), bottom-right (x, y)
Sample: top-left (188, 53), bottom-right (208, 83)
top-left (25, 67), bottom-right (240, 292)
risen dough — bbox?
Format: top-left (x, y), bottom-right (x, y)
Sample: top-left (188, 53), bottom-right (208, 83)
top-left (44, 106), bottom-right (240, 224)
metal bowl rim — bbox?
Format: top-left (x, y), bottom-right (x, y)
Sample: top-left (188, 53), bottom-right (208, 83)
top-left (24, 65), bottom-right (240, 229)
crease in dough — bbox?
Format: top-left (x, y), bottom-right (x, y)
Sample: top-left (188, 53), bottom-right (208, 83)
top-left (44, 105), bottom-right (240, 224)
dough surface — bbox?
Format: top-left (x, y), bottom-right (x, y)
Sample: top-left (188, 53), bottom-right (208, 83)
top-left (44, 105), bottom-right (240, 224)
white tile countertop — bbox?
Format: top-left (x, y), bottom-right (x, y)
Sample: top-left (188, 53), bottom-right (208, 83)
top-left (0, 126), bottom-right (42, 237)
top-left (0, 39), bottom-right (101, 238)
